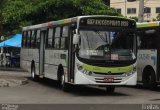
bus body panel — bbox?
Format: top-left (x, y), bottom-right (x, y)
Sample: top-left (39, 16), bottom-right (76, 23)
top-left (44, 50), bottom-right (68, 80)
top-left (21, 48), bottom-right (39, 74)
top-left (74, 71), bottom-right (137, 85)
top-left (21, 15), bottom-right (137, 87)
top-left (137, 50), bottom-right (157, 81)
top-left (74, 57), bottom-right (137, 85)
top-left (137, 21), bottom-right (160, 84)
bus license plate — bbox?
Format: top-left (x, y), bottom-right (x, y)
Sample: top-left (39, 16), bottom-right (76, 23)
top-left (104, 78), bottom-right (114, 82)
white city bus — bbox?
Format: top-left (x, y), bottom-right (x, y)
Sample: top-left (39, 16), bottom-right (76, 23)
top-left (21, 15), bottom-right (137, 93)
top-left (137, 21), bottom-right (160, 90)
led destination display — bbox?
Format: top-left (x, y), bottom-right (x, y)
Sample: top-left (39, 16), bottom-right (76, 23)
top-left (80, 17), bottom-right (136, 28)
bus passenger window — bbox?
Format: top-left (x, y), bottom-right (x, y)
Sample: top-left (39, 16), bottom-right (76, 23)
top-left (60, 26), bottom-right (69, 49)
top-left (47, 28), bottom-right (54, 48)
top-left (33, 30), bottom-right (37, 48)
top-left (27, 31), bottom-right (31, 48)
top-left (31, 30), bottom-right (36, 48)
top-left (54, 27), bottom-right (61, 49)
top-left (36, 30), bottom-right (40, 48)
top-left (22, 31), bottom-right (27, 48)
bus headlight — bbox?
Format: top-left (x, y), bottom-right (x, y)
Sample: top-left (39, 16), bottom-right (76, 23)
top-left (77, 63), bottom-right (92, 76)
top-left (125, 66), bottom-right (136, 76)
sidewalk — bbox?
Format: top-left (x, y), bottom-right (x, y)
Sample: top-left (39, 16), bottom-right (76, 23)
top-left (0, 68), bottom-right (29, 87)
top-left (0, 67), bottom-right (27, 72)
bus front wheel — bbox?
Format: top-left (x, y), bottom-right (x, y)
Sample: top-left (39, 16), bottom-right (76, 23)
top-left (61, 74), bottom-right (69, 91)
top-left (58, 67), bottom-right (69, 91)
top-left (106, 86), bottom-right (115, 94)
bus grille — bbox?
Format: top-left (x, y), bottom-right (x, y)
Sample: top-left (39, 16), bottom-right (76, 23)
top-left (95, 77), bottom-right (122, 83)
top-left (94, 72), bottom-right (124, 75)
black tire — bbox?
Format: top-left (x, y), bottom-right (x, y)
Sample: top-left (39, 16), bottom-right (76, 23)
top-left (142, 69), bottom-right (157, 90)
top-left (106, 86), bottom-right (115, 94)
top-left (142, 71), bottom-right (150, 89)
top-left (58, 67), bottom-right (69, 92)
top-left (149, 70), bottom-right (157, 90)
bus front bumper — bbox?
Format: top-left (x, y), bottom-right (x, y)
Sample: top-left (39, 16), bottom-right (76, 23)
top-left (74, 71), bottom-right (137, 86)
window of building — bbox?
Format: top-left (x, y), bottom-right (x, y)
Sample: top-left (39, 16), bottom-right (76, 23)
top-left (116, 8), bottom-right (121, 14)
top-left (127, 8), bottom-right (136, 14)
top-left (144, 7), bottom-right (151, 13)
top-left (156, 7), bottom-right (160, 13)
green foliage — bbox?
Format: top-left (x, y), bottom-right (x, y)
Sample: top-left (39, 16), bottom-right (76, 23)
top-left (129, 16), bottom-right (138, 22)
top-left (157, 13), bottom-right (160, 21)
top-left (1, 0), bottom-right (120, 35)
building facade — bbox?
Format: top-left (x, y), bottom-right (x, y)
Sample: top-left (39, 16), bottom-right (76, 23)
top-left (110, 0), bottom-right (160, 21)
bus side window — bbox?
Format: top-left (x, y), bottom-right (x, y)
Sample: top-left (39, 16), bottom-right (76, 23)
top-left (137, 31), bottom-right (145, 49)
top-left (22, 31), bottom-right (26, 48)
top-left (54, 27), bottom-right (61, 49)
top-left (31, 30), bottom-right (36, 48)
top-left (61, 26), bottom-right (68, 49)
top-left (33, 30), bottom-right (37, 48)
top-left (145, 31), bottom-right (156, 49)
top-left (27, 31), bottom-right (31, 48)
top-left (46, 28), bottom-right (54, 48)
top-left (36, 30), bottom-right (40, 48)
top-left (155, 29), bottom-right (160, 48)
top-left (138, 30), bottom-right (156, 49)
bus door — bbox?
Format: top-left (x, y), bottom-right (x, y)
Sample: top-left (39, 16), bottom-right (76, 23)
top-left (68, 28), bottom-right (75, 83)
top-left (39, 30), bottom-right (47, 77)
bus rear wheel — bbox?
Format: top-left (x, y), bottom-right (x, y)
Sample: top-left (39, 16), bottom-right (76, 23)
top-left (106, 86), bottom-right (115, 94)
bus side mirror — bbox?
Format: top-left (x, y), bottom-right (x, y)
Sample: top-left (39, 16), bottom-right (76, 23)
top-left (73, 34), bottom-right (80, 45)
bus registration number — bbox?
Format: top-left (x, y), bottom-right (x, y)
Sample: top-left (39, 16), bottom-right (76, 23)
top-left (104, 78), bottom-right (114, 82)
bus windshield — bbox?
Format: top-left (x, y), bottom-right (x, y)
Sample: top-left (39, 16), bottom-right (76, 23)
top-left (78, 29), bottom-right (136, 61)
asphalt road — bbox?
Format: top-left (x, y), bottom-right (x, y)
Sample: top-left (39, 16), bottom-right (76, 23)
top-left (0, 70), bottom-right (160, 110)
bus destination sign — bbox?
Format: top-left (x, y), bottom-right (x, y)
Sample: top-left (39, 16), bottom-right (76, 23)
top-left (80, 18), bottom-right (135, 28)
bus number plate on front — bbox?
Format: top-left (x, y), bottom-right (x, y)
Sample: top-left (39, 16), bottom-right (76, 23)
top-left (104, 78), bottom-right (114, 82)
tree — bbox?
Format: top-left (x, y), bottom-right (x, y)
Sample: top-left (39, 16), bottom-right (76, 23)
top-left (2, 0), bottom-right (120, 35)
top-left (0, 0), bottom-right (5, 37)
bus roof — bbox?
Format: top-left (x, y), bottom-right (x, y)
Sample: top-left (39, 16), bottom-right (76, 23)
top-left (137, 21), bottom-right (160, 28)
top-left (22, 15), bottom-right (135, 31)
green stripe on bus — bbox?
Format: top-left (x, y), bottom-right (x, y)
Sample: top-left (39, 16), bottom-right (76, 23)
top-left (82, 64), bottom-right (133, 73)
top-left (137, 22), bottom-right (159, 28)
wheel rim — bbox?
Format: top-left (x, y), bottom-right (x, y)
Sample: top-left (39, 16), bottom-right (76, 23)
top-left (31, 68), bottom-right (35, 79)
top-left (61, 74), bottom-right (65, 86)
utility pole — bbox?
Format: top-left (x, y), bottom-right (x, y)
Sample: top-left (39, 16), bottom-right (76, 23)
top-left (138, 0), bottom-right (144, 22)
top-left (125, 0), bottom-right (127, 17)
